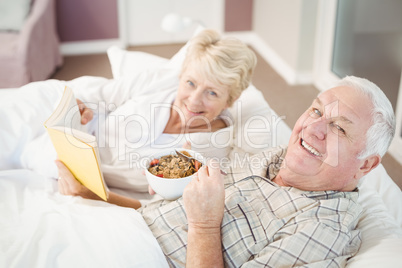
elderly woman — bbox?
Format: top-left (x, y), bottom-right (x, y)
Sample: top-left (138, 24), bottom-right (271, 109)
top-left (55, 29), bottom-right (257, 205)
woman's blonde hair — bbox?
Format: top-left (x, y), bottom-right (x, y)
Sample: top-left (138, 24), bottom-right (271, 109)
top-left (181, 29), bottom-right (257, 106)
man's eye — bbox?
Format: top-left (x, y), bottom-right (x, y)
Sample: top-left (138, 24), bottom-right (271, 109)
top-left (330, 122), bottom-right (346, 136)
top-left (310, 108), bottom-right (322, 118)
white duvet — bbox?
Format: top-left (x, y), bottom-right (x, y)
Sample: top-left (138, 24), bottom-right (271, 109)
top-left (0, 169), bottom-right (168, 268)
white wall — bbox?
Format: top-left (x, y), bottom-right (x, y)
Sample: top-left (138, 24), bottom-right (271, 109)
top-left (121, 0), bottom-right (320, 86)
top-left (124, 0), bottom-right (225, 45)
top-left (252, 0), bottom-right (319, 84)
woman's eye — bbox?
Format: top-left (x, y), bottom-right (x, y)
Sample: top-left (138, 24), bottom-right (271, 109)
top-left (208, 91), bottom-right (217, 97)
top-left (310, 108), bottom-right (322, 118)
top-left (187, 81), bottom-right (195, 87)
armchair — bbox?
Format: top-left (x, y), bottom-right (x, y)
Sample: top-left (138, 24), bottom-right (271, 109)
top-left (0, 0), bottom-right (62, 88)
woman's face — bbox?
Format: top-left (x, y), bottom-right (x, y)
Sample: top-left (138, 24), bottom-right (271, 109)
top-left (173, 62), bottom-right (231, 129)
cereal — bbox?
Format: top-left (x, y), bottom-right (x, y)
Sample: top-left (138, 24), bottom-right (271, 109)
top-left (148, 153), bottom-right (201, 179)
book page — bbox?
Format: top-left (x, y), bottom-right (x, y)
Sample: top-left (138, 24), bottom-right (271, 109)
top-left (45, 86), bottom-right (87, 132)
top-left (65, 95), bottom-right (85, 131)
top-left (51, 126), bottom-right (97, 147)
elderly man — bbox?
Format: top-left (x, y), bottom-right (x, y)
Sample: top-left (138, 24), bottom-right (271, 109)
top-left (138, 76), bottom-right (395, 267)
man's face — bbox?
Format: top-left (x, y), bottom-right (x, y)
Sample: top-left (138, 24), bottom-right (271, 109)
top-left (279, 86), bottom-right (374, 191)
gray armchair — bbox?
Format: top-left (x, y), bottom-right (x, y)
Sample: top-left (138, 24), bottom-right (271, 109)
top-left (0, 0), bottom-right (62, 88)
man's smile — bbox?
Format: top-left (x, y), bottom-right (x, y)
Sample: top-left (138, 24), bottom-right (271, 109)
top-left (300, 138), bottom-right (322, 157)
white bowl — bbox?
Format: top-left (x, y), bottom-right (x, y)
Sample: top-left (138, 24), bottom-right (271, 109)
top-left (144, 148), bottom-right (204, 200)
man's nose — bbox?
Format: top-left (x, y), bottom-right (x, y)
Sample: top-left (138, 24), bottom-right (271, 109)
top-left (306, 118), bottom-right (327, 140)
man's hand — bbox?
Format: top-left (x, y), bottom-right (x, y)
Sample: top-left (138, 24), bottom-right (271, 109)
top-left (183, 159), bottom-right (225, 267)
top-left (183, 159), bottom-right (225, 230)
top-left (76, 99), bottom-right (93, 125)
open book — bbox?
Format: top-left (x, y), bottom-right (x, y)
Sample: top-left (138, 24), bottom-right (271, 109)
top-left (44, 86), bottom-right (108, 201)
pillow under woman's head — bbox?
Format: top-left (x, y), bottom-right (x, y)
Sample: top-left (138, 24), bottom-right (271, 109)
top-left (107, 26), bottom-right (205, 80)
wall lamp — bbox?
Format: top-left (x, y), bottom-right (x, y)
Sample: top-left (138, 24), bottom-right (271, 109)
top-left (161, 13), bottom-right (204, 33)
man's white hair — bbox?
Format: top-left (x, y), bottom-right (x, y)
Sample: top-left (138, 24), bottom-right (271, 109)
top-left (333, 76), bottom-right (396, 159)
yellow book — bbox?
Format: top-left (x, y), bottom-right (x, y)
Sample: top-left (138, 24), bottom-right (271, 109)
top-left (44, 86), bottom-right (108, 201)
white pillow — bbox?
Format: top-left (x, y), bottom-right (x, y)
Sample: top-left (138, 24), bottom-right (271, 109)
top-left (107, 46), bottom-right (169, 80)
top-left (227, 84), bottom-right (291, 157)
top-left (107, 25), bottom-right (205, 80)
top-left (358, 164), bottom-right (402, 226)
top-left (347, 165), bottom-right (402, 267)
top-left (0, 0), bottom-right (31, 31)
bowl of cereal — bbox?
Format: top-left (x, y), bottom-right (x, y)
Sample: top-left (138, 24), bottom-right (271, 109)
top-left (145, 148), bottom-right (204, 200)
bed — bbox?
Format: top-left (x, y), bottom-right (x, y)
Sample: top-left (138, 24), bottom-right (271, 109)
top-left (0, 32), bottom-right (401, 268)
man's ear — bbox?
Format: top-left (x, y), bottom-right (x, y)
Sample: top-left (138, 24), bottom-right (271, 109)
top-left (356, 154), bottom-right (381, 179)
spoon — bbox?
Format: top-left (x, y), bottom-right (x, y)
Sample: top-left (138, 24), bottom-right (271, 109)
top-left (175, 150), bottom-right (227, 176)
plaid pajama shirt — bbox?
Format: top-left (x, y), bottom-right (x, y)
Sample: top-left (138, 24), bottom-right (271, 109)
top-left (139, 146), bottom-right (362, 267)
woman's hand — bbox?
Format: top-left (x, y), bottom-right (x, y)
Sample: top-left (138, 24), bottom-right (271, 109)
top-left (76, 99), bottom-right (93, 125)
top-left (56, 160), bottom-right (99, 200)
